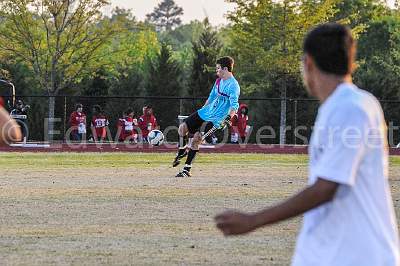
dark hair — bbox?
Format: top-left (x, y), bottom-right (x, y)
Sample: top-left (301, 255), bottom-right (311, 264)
top-left (75, 103), bottom-right (83, 110)
top-left (126, 108), bottom-right (134, 115)
top-left (92, 104), bottom-right (102, 114)
top-left (303, 23), bottom-right (356, 75)
top-left (216, 56), bottom-right (235, 72)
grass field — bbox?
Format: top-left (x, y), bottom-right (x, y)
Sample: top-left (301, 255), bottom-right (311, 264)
top-left (0, 152), bottom-right (399, 265)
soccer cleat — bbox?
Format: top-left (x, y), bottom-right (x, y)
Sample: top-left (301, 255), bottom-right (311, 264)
top-left (172, 149), bottom-right (188, 167)
top-left (175, 169), bottom-right (191, 177)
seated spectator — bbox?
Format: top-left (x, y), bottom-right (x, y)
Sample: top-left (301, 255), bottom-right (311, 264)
top-left (90, 105), bottom-right (109, 142)
top-left (138, 106), bottom-right (158, 142)
top-left (69, 103), bottom-right (86, 141)
top-left (117, 108), bottom-right (138, 143)
top-left (10, 99), bottom-right (30, 116)
top-left (231, 103), bottom-right (249, 143)
top-left (10, 99), bottom-right (30, 142)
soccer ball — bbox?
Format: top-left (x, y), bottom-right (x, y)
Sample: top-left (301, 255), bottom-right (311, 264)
top-left (147, 129), bottom-right (164, 146)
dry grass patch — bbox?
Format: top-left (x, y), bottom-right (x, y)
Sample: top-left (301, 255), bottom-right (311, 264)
top-left (0, 152), bottom-right (398, 265)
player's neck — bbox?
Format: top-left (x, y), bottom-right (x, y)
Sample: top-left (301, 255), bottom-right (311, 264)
top-left (222, 72), bottom-right (233, 80)
top-left (317, 74), bottom-right (352, 103)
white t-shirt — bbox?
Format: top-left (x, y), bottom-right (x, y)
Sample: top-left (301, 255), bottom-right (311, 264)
top-left (292, 83), bottom-right (400, 266)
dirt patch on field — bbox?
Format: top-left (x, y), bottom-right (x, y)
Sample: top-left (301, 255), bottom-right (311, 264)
top-left (0, 156), bottom-right (398, 265)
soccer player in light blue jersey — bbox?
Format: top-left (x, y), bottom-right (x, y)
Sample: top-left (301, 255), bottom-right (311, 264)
top-left (173, 56), bottom-right (240, 177)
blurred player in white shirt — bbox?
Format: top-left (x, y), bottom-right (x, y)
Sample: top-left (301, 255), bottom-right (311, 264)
top-left (214, 23), bottom-right (400, 266)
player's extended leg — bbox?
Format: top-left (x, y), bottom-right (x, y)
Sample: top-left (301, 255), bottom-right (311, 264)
top-left (176, 131), bottom-right (201, 177)
top-left (172, 122), bottom-right (189, 167)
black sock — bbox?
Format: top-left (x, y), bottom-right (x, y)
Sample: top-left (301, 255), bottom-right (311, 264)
top-left (185, 149), bottom-right (198, 166)
top-left (177, 147), bottom-right (186, 157)
top-left (178, 135), bottom-right (188, 149)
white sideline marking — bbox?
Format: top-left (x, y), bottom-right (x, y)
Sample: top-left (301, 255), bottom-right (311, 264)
top-left (10, 143), bottom-right (50, 148)
top-left (199, 145), bottom-right (215, 149)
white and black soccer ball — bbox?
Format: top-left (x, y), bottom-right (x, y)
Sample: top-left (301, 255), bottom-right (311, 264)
top-left (147, 129), bottom-right (164, 146)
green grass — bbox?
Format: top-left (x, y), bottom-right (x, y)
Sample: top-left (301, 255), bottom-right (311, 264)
top-left (390, 156), bottom-right (400, 166)
top-left (1, 152), bottom-right (400, 169)
top-left (0, 152), bottom-right (309, 169)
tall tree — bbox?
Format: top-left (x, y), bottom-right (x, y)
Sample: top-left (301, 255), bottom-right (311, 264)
top-left (333, 0), bottom-right (390, 32)
top-left (355, 15), bottom-right (400, 118)
top-left (160, 20), bottom-right (204, 50)
top-left (190, 19), bottom-right (222, 101)
top-left (94, 8), bottom-right (161, 137)
top-left (0, 0), bottom-right (119, 141)
top-left (99, 8), bottom-right (160, 78)
top-left (159, 20), bottom-right (205, 96)
top-left (146, 0), bottom-right (184, 31)
top-left (147, 43), bottom-right (182, 129)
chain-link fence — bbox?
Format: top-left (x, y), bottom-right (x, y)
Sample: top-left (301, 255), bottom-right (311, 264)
top-left (4, 95), bottom-right (400, 146)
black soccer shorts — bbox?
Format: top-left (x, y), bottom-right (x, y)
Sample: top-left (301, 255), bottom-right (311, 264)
top-left (184, 111), bottom-right (212, 135)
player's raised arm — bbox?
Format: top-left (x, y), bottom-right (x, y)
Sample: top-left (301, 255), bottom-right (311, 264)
top-left (228, 81), bottom-right (240, 117)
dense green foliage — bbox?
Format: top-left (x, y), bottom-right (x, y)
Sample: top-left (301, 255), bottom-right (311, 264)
top-left (147, 42), bottom-right (181, 128)
top-left (190, 19), bottom-right (222, 100)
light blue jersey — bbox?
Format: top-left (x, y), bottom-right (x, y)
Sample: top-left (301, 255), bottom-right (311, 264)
top-left (198, 76), bottom-right (240, 127)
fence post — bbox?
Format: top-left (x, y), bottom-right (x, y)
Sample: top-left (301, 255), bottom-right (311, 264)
top-left (47, 95), bottom-right (55, 142)
top-left (294, 100), bottom-right (298, 145)
top-left (179, 98), bottom-right (183, 116)
top-left (279, 73), bottom-right (287, 145)
top-left (63, 96), bottom-right (67, 142)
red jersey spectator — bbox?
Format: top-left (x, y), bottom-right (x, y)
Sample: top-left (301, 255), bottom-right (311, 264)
top-left (138, 106), bottom-right (158, 142)
top-left (231, 103), bottom-right (249, 143)
top-left (69, 103), bottom-right (86, 141)
top-left (90, 105), bottom-right (109, 142)
top-left (117, 108), bottom-right (138, 143)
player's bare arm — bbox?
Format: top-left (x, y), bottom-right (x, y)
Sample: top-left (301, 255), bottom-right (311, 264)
top-left (0, 107), bottom-right (22, 145)
top-left (215, 178), bottom-right (338, 236)
top-left (229, 109), bottom-right (236, 120)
